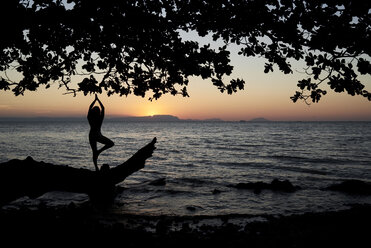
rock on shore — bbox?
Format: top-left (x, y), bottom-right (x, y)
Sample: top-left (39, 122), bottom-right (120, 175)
top-left (231, 179), bottom-right (300, 193)
top-left (1, 202), bottom-right (370, 247)
top-left (325, 180), bottom-right (371, 195)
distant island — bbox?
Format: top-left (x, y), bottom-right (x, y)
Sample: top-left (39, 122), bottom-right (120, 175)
top-left (111, 115), bottom-right (225, 122)
top-left (248, 117), bottom-right (271, 122)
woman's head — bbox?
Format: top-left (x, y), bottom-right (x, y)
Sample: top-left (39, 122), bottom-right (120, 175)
top-left (90, 106), bottom-right (100, 117)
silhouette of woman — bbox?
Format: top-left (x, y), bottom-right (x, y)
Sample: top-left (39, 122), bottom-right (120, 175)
top-left (88, 94), bottom-right (114, 171)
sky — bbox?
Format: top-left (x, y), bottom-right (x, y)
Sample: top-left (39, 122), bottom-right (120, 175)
top-left (1, 35), bottom-right (371, 121)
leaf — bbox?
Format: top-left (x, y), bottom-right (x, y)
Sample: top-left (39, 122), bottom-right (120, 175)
top-left (0, 78), bottom-right (10, 90)
top-left (357, 59), bottom-right (371, 75)
top-left (264, 63), bottom-right (273, 73)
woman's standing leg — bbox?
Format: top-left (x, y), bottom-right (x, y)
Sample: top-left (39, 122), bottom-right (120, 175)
top-left (89, 134), bottom-right (99, 171)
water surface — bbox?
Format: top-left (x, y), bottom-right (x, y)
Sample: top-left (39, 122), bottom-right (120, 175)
top-left (1, 120), bottom-right (370, 216)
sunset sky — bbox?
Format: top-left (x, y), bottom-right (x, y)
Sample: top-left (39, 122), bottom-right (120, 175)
top-left (1, 34), bottom-right (371, 121)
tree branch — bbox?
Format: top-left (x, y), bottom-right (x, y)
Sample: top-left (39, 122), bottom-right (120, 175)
top-left (0, 138), bottom-right (157, 205)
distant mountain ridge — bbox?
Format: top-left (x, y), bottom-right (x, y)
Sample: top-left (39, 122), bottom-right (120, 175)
top-left (110, 115), bottom-right (226, 122)
top-left (249, 117), bottom-right (271, 122)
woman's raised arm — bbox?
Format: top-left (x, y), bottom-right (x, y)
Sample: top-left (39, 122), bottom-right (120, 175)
top-left (96, 95), bottom-right (105, 118)
top-left (88, 96), bottom-right (97, 111)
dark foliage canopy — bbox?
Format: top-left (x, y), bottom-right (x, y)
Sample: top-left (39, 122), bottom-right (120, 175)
top-left (1, 0), bottom-right (370, 103)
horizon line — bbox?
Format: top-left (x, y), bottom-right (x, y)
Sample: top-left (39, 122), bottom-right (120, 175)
top-left (0, 115), bottom-right (370, 122)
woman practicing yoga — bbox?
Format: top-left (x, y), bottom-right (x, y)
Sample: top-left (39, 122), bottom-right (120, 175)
top-left (87, 94), bottom-right (114, 171)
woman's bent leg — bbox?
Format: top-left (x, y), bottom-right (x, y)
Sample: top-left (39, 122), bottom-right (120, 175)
top-left (97, 135), bottom-right (115, 155)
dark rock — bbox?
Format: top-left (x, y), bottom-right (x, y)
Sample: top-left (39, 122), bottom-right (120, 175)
top-left (26, 156), bottom-right (34, 162)
top-left (181, 222), bottom-right (191, 232)
top-left (270, 179), bottom-right (299, 193)
top-left (156, 217), bottom-right (171, 234)
top-left (325, 180), bottom-right (371, 195)
top-left (232, 179), bottom-right (300, 193)
top-left (253, 188), bottom-right (262, 194)
top-left (149, 178), bottom-right (166, 186)
top-left (186, 206), bottom-right (196, 212)
top-left (212, 189), bottom-right (221, 194)
top-left (234, 181), bottom-right (269, 190)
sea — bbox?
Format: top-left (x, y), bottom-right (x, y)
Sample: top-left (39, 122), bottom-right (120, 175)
top-left (1, 120), bottom-right (371, 217)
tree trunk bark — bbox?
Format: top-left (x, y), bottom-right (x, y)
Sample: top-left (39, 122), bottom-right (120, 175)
top-left (0, 138), bottom-right (157, 205)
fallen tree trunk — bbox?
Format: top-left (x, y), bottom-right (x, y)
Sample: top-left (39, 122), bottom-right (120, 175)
top-left (0, 137), bottom-right (157, 205)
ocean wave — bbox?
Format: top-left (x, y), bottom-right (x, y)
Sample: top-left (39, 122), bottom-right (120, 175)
top-left (215, 160), bottom-right (330, 176)
top-left (176, 177), bottom-right (211, 186)
top-left (123, 185), bottom-right (194, 196)
top-left (168, 149), bottom-right (181, 153)
top-left (213, 146), bottom-right (248, 151)
top-left (139, 170), bottom-right (170, 176)
top-left (216, 161), bottom-right (273, 169)
top-left (275, 165), bottom-right (329, 176)
top-left (270, 155), bottom-right (355, 165)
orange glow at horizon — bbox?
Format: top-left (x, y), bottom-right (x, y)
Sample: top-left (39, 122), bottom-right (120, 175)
top-left (1, 53), bottom-right (370, 121)
top-left (1, 79), bottom-right (371, 121)
top-left (144, 109), bottom-right (160, 117)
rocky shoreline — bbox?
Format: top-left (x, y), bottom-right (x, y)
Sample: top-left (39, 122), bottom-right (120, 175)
top-left (1, 194), bottom-right (370, 247)
top-left (1, 157), bottom-right (371, 247)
